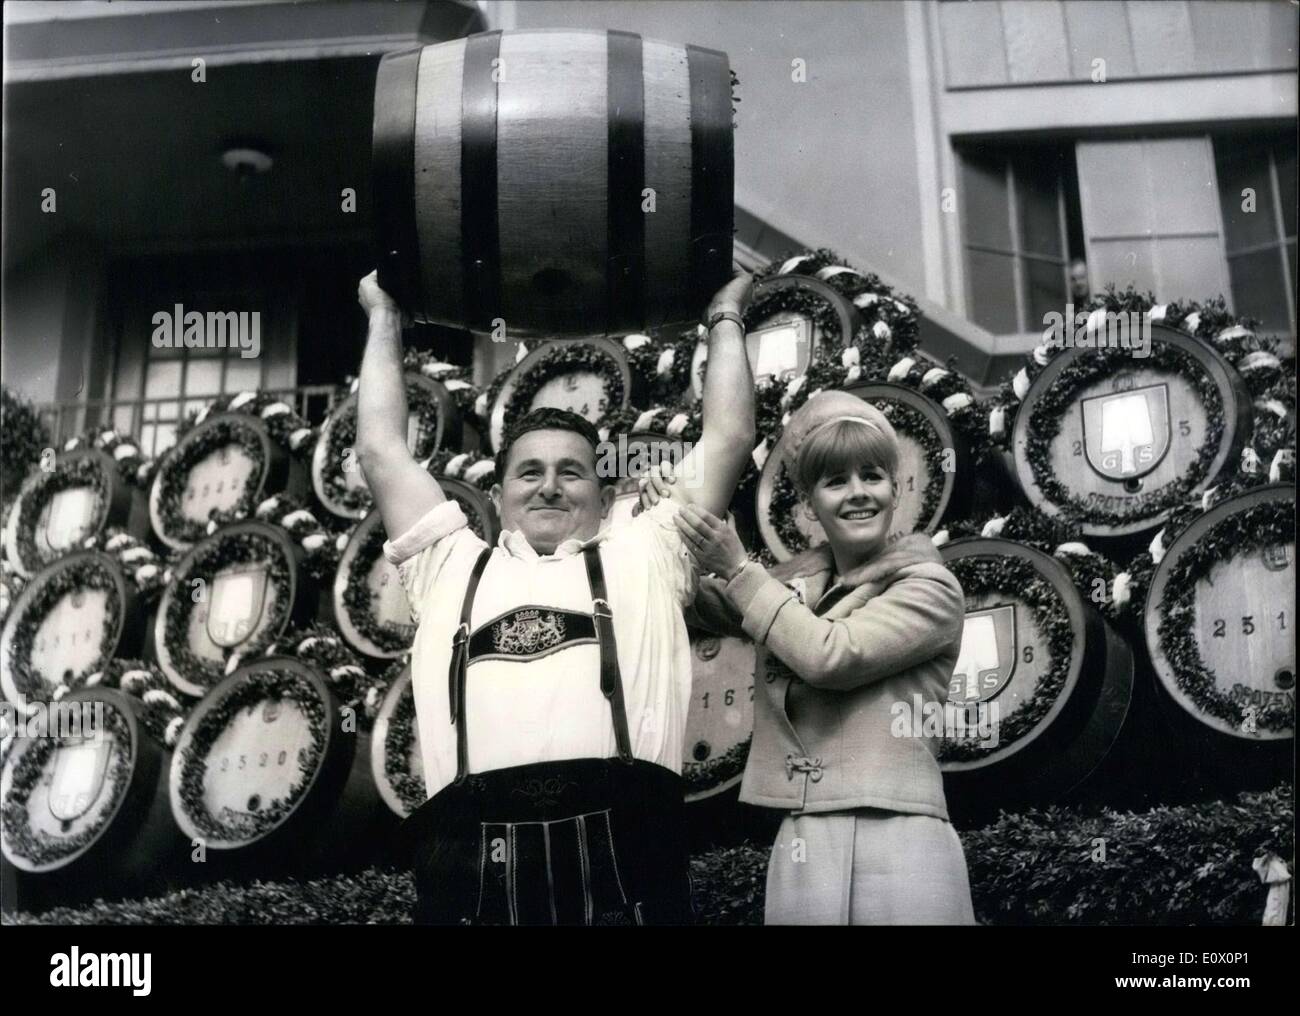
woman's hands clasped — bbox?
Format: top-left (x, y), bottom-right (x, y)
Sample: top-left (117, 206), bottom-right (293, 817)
top-left (675, 505), bottom-right (749, 582)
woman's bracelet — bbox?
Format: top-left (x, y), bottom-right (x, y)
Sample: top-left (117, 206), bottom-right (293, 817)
top-left (722, 559), bottom-right (749, 583)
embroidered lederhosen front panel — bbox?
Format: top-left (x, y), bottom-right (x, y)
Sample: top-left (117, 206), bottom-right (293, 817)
top-left (475, 809), bottom-right (636, 926)
top-left (466, 606), bottom-right (599, 664)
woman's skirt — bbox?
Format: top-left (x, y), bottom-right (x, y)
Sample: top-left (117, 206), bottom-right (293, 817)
top-left (764, 808), bottom-right (976, 925)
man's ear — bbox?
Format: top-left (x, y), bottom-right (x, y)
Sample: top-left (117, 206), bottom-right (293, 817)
top-left (490, 482), bottom-right (503, 516)
top-left (599, 483), bottom-right (616, 518)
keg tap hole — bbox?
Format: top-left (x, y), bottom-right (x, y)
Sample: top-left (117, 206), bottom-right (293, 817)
top-left (1123, 478), bottom-right (1143, 494)
top-left (692, 741), bottom-right (711, 762)
top-left (1275, 669), bottom-right (1295, 690)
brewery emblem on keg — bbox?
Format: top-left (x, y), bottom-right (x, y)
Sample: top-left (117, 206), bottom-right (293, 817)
top-left (47, 737), bottom-right (112, 823)
top-left (1262, 543), bottom-right (1290, 571)
top-left (749, 317), bottom-right (812, 386)
top-left (206, 563), bottom-right (269, 648)
top-left (949, 604), bottom-right (1016, 705)
top-left (1080, 383), bottom-right (1171, 479)
top-left (38, 487), bottom-right (98, 556)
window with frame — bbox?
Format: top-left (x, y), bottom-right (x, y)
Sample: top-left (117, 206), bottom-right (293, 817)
top-left (140, 336), bottom-right (266, 456)
top-left (1213, 129), bottom-right (1297, 340)
top-left (958, 142), bottom-right (1083, 336)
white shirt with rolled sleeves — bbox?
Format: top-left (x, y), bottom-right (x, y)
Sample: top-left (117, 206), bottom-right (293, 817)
top-left (381, 499), bottom-right (699, 800)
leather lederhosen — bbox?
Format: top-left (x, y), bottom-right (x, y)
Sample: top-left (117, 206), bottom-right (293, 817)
top-left (400, 544), bottom-right (693, 926)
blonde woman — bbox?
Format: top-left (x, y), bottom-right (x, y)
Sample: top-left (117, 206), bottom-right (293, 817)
top-left (642, 390), bottom-right (975, 925)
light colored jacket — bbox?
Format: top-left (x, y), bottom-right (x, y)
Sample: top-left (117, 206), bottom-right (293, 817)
top-left (690, 534), bottom-right (963, 819)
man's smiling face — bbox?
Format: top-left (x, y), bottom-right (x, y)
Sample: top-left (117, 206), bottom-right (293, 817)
top-left (491, 428), bottom-right (614, 555)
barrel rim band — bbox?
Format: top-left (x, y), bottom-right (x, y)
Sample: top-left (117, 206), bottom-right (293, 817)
top-left (461, 30), bottom-right (504, 333)
top-left (372, 47), bottom-right (423, 319)
top-left (686, 43), bottom-right (734, 314)
top-left (606, 30), bottom-right (646, 335)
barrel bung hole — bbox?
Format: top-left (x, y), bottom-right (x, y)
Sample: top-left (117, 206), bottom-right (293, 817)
top-left (1123, 478), bottom-right (1143, 494)
top-left (531, 268), bottom-right (572, 298)
top-left (692, 741), bottom-right (711, 762)
top-left (1275, 669), bottom-right (1295, 690)
top-left (247, 794), bottom-right (261, 812)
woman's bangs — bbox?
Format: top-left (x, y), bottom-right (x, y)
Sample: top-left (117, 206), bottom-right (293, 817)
top-left (797, 419), bottom-right (897, 490)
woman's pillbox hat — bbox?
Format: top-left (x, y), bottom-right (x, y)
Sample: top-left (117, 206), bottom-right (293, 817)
top-left (780, 390), bottom-right (900, 477)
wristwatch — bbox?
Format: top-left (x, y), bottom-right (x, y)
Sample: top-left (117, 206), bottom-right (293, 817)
top-left (704, 309), bottom-right (746, 332)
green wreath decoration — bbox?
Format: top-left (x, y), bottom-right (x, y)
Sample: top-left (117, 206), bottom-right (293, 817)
top-left (0, 386), bottom-right (50, 507)
top-left (175, 667), bottom-right (327, 843)
top-left (753, 248), bottom-right (922, 357)
top-left (160, 530), bottom-right (293, 695)
top-left (12, 456), bottom-right (109, 575)
top-left (339, 523), bottom-right (412, 657)
top-left (500, 342), bottom-right (627, 437)
top-left (4, 555), bottom-right (124, 704)
top-left (78, 659), bottom-right (188, 748)
top-left (941, 506), bottom-right (1120, 621)
top-left (378, 661), bottom-right (425, 814)
top-left (155, 418), bottom-right (267, 546)
top-left (1, 701), bottom-right (132, 869)
top-left (1023, 341), bottom-right (1226, 528)
top-left (322, 375), bottom-right (450, 514)
top-left (175, 390), bottom-right (316, 453)
top-left (1153, 495), bottom-right (1295, 734)
top-left (938, 553), bottom-right (1076, 763)
top-left (252, 623), bottom-right (387, 728)
top-left (61, 428), bottom-right (156, 489)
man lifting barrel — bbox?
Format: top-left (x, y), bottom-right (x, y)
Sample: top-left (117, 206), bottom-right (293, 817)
top-left (355, 269), bottom-right (755, 924)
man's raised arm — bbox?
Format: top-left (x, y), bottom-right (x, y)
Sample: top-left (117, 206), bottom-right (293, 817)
top-left (674, 273), bottom-right (758, 518)
top-left (355, 271), bottom-right (447, 540)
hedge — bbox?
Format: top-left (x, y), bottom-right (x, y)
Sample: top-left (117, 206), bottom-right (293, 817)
top-left (4, 785), bottom-right (1290, 926)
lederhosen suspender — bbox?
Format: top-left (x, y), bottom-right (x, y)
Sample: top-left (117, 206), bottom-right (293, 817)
top-left (448, 544), bottom-right (634, 784)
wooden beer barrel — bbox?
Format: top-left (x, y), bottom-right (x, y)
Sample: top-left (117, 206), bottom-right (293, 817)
top-left (689, 273), bottom-right (859, 402)
top-left (167, 656), bottom-right (383, 876)
top-left (373, 30), bottom-right (733, 336)
top-left (150, 412), bottom-right (308, 551)
top-left (1143, 483), bottom-right (1295, 745)
top-left (154, 521), bottom-right (321, 698)
top-left (333, 510), bottom-right (417, 659)
top-left (0, 552), bottom-right (145, 709)
top-left (1011, 324), bottom-right (1253, 538)
top-left (370, 665), bottom-right (425, 819)
top-left (3, 449), bottom-right (149, 579)
top-left (312, 373), bottom-right (463, 520)
top-left (938, 538), bottom-right (1134, 816)
top-left (756, 384), bottom-right (968, 561)
top-left (682, 632), bottom-right (755, 803)
top-left (0, 688), bottom-right (186, 910)
top-left (488, 338), bottom-right (633, 451)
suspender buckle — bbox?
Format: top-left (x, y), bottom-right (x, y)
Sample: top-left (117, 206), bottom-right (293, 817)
top-left (453, 621), bottom-right (470, 645)
top-left (591, 598), bottom-right (613, 620)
